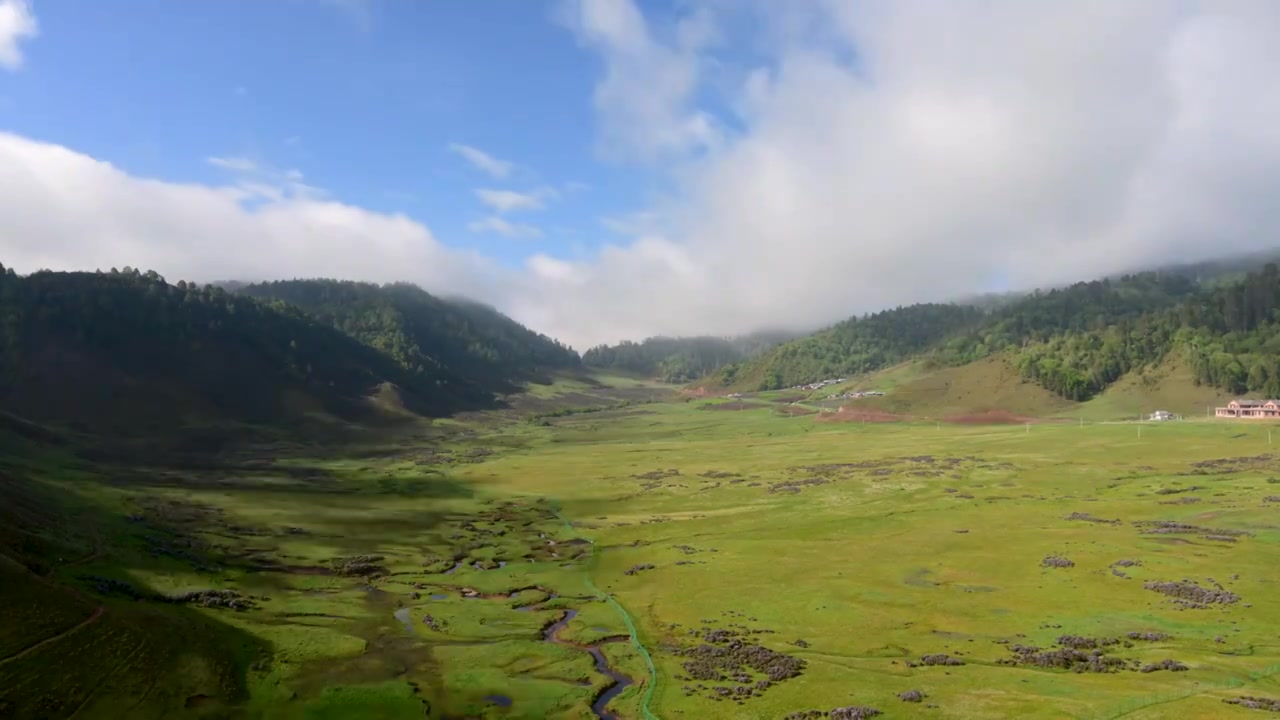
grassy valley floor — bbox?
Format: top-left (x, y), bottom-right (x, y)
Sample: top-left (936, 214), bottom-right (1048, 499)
top-left (5, 389), bottom-right (1280, 719)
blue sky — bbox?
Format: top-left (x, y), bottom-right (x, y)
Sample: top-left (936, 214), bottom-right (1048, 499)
top-left (0, 0), bottom-right (661, 267)
top-left (2, 1), bottom-right (1278, 348)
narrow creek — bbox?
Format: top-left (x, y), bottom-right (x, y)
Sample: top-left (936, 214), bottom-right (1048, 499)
top-left (415, 592), bottom-right (635, 719)
top-left (541, 608), bottom-right (634, 720)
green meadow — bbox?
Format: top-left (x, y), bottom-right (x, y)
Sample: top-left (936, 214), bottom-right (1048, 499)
top-left (5, 385), bottom-right (1280, 719)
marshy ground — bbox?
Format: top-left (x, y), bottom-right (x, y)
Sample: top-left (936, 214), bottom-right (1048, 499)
top-left (5, 382), bottom-right (1280, 718)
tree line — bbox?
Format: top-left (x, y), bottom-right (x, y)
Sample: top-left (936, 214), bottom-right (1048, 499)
top-left (723, 264), bottom-right (1280, 400)
top-left (582, 332), bottom-right (792, 383)
top-left (0, 265), bottom-right (580, 431)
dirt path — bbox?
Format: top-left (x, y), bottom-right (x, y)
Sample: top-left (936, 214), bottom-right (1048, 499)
top-left (53, 527), bottom-right (105, 575)
top-left (0, 606), bottom-right (106, 668)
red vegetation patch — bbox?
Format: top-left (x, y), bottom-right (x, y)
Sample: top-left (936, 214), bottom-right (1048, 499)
top-left (777, 405), bottom-right (817, 416)
top-left (815, 409), bottom-right (910, 423)
top-left (942, 410), bottom-right (1057, 425)
top-left (680, 387), bottom-right (711, 398)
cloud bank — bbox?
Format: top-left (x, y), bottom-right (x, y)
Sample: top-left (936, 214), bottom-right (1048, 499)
top-left (0, 0), bottom-right (37, 70)
top-left (5, 1), bottom-right (1280, 350)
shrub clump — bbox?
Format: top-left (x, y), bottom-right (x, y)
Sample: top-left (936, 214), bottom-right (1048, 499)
top-left (1126, 631), bottom-right (1170, 641)
top-left (909, 654), bottom-right (964, 667)
top-left (1135, 520), bottom-right (1249, 539)
top-left (999, 635), bottom-right (1186, 674)
top-left (1065, 512), bottom-right (1119, 525)
top-left (330, 555), bottom-right (388, 577)
top-left (624, 563), bottom-right (656, 576)
top-left (1224, 696), bottom-right (1280, 712)
top-left (1143, 580), bottom-right (1240, 607)
top-left (1042, 555), bottom-right (1075, 568)
top-left (1057, 635), bottom-right (1119, 650)
top-left (168, 589), bottom-right (256, 611)
top-left (898, 689), bottom-right (926, 703)
top-left (674, 626), bottom-right (805, 701)
top-left (1001, 644), bottom-right (1128, 673)
top-left (785, 708), bottom-right (884, 720)
top-left (831, 708), bottom-right (883, 720)
top-left (1140, 659), bottom-right (1188, 673)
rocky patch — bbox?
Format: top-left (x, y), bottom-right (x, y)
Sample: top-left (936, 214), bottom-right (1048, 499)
top-left (999, 635), bottom-right (1186, 673)
top-left (1224, 696), bottom-right (1280, 712)
top-left (909, 654), bottom-right (964, 667)
top-left (330, 554), bottom-right (388, 577)
top-left (1135, 520), bottom-right (1249, 538)
top-left (1127, 631), bottom-right (1170, 641)
top-left (784, 707), bottom-right (882, 720)
top-left (1065, 512), bottom-right (1120, 524)
top-left (672, 626), bottom-right (805, 704)
top-left (769, 478), bottom-right (831, 494)
top-left (1144, 580), bottom-right (1240, 608)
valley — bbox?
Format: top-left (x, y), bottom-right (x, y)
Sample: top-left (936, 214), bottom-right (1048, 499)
top-left (6, 371), bottom-right (1280, 719)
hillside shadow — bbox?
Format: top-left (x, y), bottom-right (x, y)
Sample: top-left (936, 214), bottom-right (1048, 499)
top-left (0, 471), bottom-right (270, 720)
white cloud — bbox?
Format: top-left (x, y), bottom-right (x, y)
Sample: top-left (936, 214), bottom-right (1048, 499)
top-left (528, 0), bottom-right (1280, 345)
top-left (6, 2), bottom-right (1280, 353)
top-left (448, 143), bottom-right (513, 178)
top-left (0, 132), bottom-right (496, 297)
top-left (0, 0), bottom-right (37, 71)
top-left (559, 0), bottom-right (721, 161)
top-left (467, 216), bottom-right (544, 240)
top-left (206, 153), bottom-right (324, 204)
top-left (207, 156), bottom-right (258, 173)
top-left (600, 209), bottom-right (665, 237)
top-left (474, 187), bottom-right (558, 214)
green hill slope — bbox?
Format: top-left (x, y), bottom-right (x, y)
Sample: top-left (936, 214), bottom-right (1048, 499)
top-left (712, 264), bottom-right (1280, 412)
top-left (848, 354), bottom-right (1075, 418)
top-left (0, 268), bottom-right (510, 434)
top-left (717, 304), bottom-right (983, 391)
top-left (814, 351), bottom-right (1232, 421)
top-left (1069, 352), bottom-right (1235, 421)
top-left (238, 280), bottom-right (580, 393)
top-left (582, 331), bottom-right (792, 382)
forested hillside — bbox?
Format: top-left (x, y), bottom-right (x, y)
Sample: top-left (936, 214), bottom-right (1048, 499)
top-left (716, 265), bottom-right (1280, 402)
top-left (238, 279), bottom-right (579, 393)
top-left (582, 331), bottom-right (792, 382)
top-left (717, 304), bottom-right (986, 390)
top-left (0, 267), bottom-right (573, 433)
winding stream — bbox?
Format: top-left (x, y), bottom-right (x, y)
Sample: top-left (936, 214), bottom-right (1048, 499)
top-left (541, 609), bottom-right (634, 720)
top-left (417, 593), bottom-right (634, 718)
